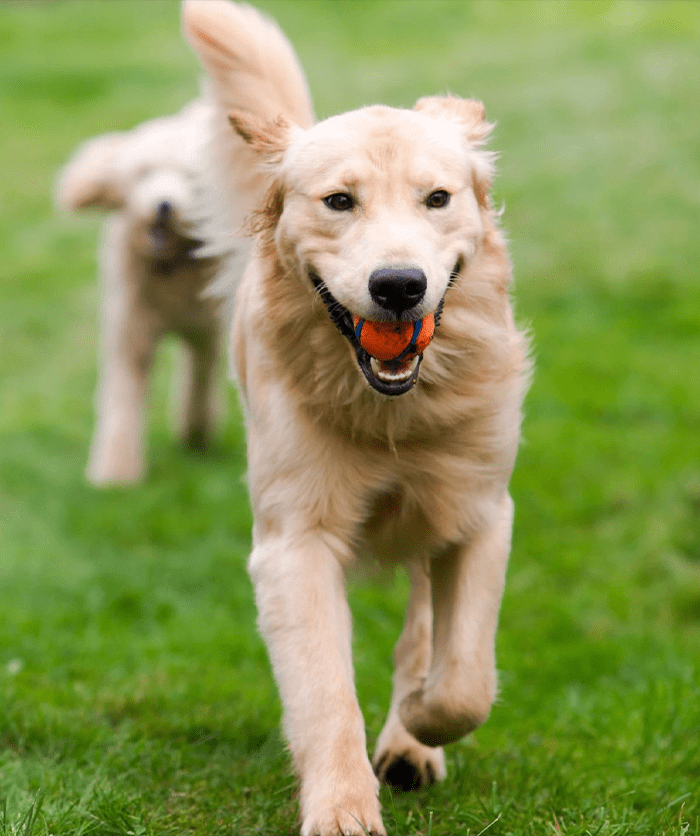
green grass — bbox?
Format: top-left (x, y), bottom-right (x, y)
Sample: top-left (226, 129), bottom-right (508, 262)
top-left (1, 1), bottom-right (699, 834)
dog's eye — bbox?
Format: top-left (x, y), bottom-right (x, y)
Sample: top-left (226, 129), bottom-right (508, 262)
top-left (426, 190), bottom-right (451, 209)
top-left (323, 192), bottom-right (355, 212)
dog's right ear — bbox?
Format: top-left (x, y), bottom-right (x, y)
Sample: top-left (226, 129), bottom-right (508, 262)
top-left (228, 110), bottom-right (294, 238)
top-left (414, 96), bottom-right (495, 209)
top-left (413, 96), bottom-right (494, 146)
top-left (55, 133), bottom-right (125, 212)
top-left (228, 110), bottom-right (294, 167)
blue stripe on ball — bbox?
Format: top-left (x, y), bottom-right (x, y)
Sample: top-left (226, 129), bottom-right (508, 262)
top-left (405, 319), bottom-right (422, 353)
top-left (355, 318), bottom-right (365, 341)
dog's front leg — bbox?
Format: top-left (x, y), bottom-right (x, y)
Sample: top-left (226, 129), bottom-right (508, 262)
top-left (249, 531), bottom-right (385, 836)
top-left (400, 492), bottom-right (514, 747)
top-left (86, 299), bottom-right (155, 486)
top-left (373, 560), bottom-right (445, 791)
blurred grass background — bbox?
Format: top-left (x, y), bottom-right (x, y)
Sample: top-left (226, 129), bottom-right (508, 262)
top-left (1, 1), bottom-right (699, 834)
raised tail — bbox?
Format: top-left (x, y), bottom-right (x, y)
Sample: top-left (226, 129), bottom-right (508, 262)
top-left (181, 1), bottom-right (314, 275)
top-left (182, 0), bottom-right (314, 129)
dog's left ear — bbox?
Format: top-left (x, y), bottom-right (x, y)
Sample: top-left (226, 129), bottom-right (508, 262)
top-left (55, 133), bottom-right (126, 212)
top-left (414, 96), bottom-right (495, 207)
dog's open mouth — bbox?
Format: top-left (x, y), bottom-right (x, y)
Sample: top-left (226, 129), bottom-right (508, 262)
top-left (149, 223), bottom-right (204, 265)
top-left (310, 272), bottom-right (446, 396)
top-left (356, 347), bottom-right (423, 396)
top-left (370, 355), bottom-right (420, 384)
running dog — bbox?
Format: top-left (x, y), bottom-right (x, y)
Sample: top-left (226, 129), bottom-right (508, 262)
top-left (183, 3), bottom-right (530, 834)
top-left (56, 100), bottom-right (223, 485)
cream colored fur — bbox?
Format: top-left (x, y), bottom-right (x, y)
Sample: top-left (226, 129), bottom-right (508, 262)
top-left (57, 101), bottom-right (229, 485)
top-left (183, 3), bottom-right (531, 835)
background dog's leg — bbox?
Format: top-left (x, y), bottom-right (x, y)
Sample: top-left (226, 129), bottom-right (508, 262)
top-left (86, 300), bottom-right (155, 486)
top-left (373, 560), bottom-right (445, 790)
top-left (400, 492), bottom-right (514, 747)
top-left (171, 332), bottom-right (221, 452)
top-left (249, 532), bottom-right (385, 836)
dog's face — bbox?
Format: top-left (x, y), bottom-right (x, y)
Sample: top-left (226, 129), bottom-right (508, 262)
top-left (280, 106), bottom-right (482, 318)
top-left (232, 97), bottom-right (494, 394)
top-left (57, 105), bottom-right (209, 264)
top-left (125, 163), bottom-right (202, 262)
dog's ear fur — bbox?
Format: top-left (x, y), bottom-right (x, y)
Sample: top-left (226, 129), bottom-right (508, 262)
top-left (55, 133), bottom-right (125, 212)
top-left (228, 110), bottom-right (291, 240)
top-left (414, 96), bottom-right (493, 145)
top-left (228, 110), bottom-right (293, 167)
top-left (414, 96), bottom-right (495, 207)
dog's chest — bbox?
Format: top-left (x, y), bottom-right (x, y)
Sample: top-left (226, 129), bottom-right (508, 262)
top-left (359, 484), bottom-right (436, 562)
top-left (357, 474), bottom-right (476, 562)
top-left (352, 428), bottom-right (505, 562)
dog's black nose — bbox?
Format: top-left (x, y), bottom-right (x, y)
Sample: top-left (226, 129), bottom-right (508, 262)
top-left (156, 201), bottom-right (172, 221)
top-left (368, 267), bottom-right (427, 314)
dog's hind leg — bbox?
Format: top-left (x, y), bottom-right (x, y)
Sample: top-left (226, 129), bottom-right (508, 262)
top-left (171, 331), bottom-right (221, 452)
top-left (372, 560), bottom-right (446, 791)
top-left (400, 492), bottom-right (513, 747)
top-left (249, 531), bottom-right (386, 836)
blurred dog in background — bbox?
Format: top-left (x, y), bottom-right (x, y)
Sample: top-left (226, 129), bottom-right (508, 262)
top-left (56, 100), bottom-right (225, 485)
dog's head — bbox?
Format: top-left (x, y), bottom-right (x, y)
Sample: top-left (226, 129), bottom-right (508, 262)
top-left (231, 98), bottom-right (495, 395)
top-left (56, 102), bottom-right (210, 264)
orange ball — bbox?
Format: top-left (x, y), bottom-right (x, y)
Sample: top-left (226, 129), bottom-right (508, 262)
top-left (353, 314), bottom-right (435, 362)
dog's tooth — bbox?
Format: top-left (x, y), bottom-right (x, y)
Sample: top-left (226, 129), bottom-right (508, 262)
top-left (370, 355), bottom-right (419, 383)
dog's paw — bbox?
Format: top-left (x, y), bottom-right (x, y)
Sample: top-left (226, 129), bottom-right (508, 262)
top-left (86, 451), bottom-right (144, 486)
top-left (300, 777), bottom-right (385, 836)
top-left (300, 801), bottom-right (385, 836)
top-left (181, 424), bottom-right (209, 453)
top-left (373, 746), bottom-right (445, 792)
top-left (400, 685), bottom-right (490, 747)
top-left (373, 722), bottom-right (445, 792)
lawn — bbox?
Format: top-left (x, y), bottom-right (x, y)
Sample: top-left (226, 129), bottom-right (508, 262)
top-left (1, 1), bottom-right (699, 834)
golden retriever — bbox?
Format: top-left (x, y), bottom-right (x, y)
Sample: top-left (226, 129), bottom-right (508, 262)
top-left (56, 100), bottom-right (224, 485)
top-left (183, 3), bottom-right (530, 834)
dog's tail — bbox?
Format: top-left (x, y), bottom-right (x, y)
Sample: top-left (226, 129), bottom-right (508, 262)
top-left (181, 1), bottom-right (314, 287)
top-left (182, 1), bottom-right (314, 129)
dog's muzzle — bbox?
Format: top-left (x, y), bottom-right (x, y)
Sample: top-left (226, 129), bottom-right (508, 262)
top-left (309, 267), bottom-right (457, 396)
top-left (148, 202), bottom-right (204, 266)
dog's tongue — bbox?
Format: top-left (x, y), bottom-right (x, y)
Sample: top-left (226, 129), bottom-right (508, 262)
top-left (378, 356), bottom-right (413, 373)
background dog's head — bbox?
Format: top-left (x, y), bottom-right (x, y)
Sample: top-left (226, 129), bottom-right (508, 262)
top-left (56, 100), bottom-right (211, 263)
